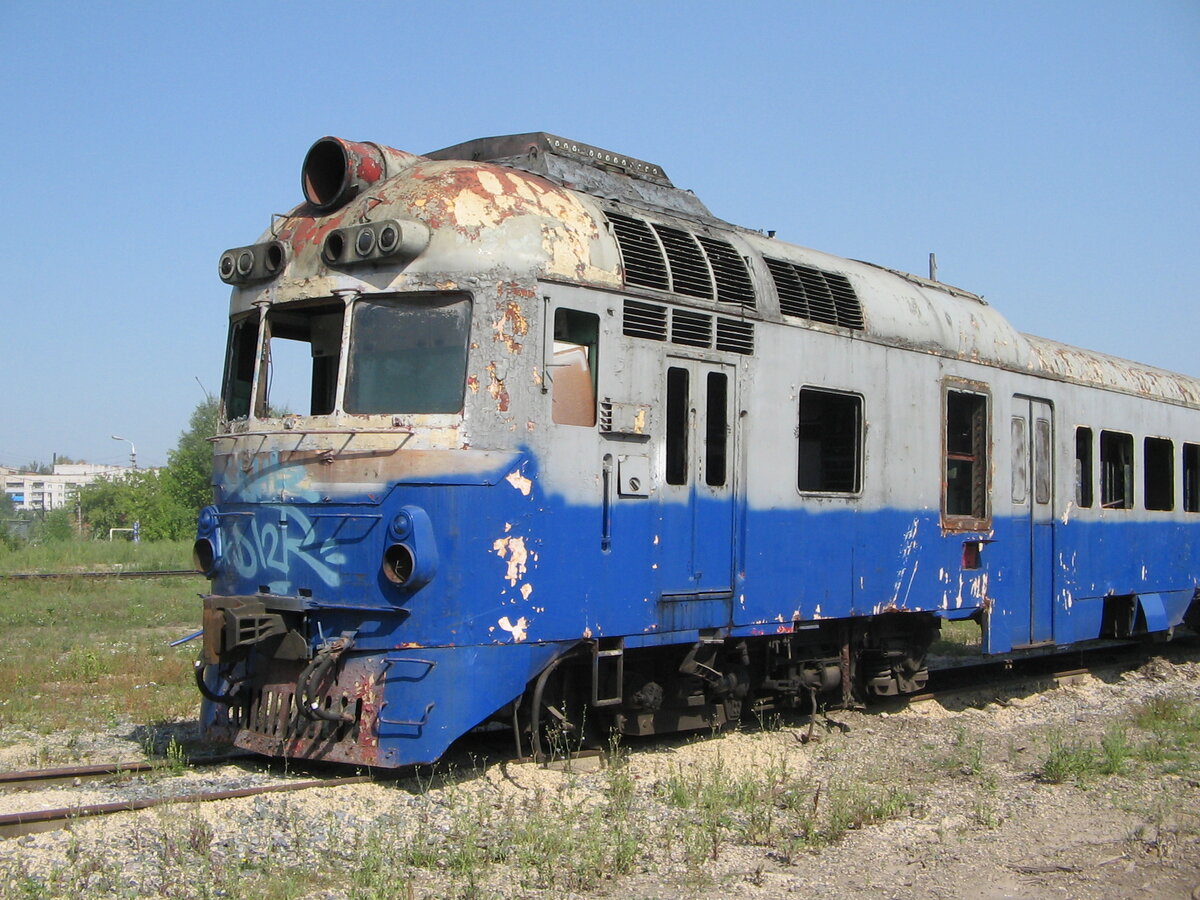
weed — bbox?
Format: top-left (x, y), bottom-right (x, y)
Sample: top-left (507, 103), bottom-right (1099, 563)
top-left (949, 725), bottom-right (985, 776)
top-left (1040, 732), bottom-right (1099, 784)
top-left (1099, 724), bottom-right (1130, 775)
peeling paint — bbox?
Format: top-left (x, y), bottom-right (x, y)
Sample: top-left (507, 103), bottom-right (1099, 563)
top-left (520, 583), bottom-right (533, 600)
top-left (497, 615), bottom-right (528, 642)
top-left (505, 469), bottom-right (533, 496)
top-left (493, 535), bottom-right (530, 586)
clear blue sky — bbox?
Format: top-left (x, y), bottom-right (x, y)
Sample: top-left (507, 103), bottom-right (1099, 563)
top-left (2, 1), bottom-right (1197, 468)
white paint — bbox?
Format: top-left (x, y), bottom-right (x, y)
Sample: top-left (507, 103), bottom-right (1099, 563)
top-left (498, 616), bottom-right (528, 642)
top-left (493, 535), bottom-right (530, 586)
top-left (506, 469), bottom-right (533, 496)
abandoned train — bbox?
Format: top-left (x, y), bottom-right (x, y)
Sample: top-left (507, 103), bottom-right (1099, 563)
top-left (194, 132), bottom-right (1200, 767)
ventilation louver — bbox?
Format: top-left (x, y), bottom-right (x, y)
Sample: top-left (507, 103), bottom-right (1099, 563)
top-left (622, 300), bottom-right (754, 355)
top-left (608, 213), bottom-right (757, 310)
top-left (764, 258), bottom-right (864, 330)
top-left (607, 214), bottom-right (669, 291)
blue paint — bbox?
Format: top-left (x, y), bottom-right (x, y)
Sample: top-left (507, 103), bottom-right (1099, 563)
top-left (201, 446), bottom-right (1199, 765)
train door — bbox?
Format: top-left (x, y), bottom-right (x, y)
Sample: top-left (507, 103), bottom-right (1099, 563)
top-left (659, 358), bottom-right (737, 597)
top-left (1011, 396), bottom-right (1055, 645)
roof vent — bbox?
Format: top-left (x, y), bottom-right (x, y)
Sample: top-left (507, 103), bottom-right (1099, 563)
top-left (765, 257), bottom-right (864, 330)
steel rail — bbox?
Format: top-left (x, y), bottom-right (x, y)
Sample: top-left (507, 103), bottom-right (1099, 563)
top-left (0, 755), bottom-right (247, 792)
top-left (0, 773), bottom-right (375, 839)
top-left (0, 569), bottom-right (202, 581)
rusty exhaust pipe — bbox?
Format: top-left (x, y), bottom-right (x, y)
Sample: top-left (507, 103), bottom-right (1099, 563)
top-left (301, 137), bottom-right (418, 212)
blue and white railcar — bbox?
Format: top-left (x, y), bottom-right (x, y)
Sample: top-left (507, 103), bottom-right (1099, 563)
top-left (195, 133), bottom-right (1200, 767)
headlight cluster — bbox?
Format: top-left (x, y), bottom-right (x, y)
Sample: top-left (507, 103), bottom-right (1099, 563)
top-left (218, 241), bottom-right (288, 285)
top-left (322, 219), bottom-right (430, 267)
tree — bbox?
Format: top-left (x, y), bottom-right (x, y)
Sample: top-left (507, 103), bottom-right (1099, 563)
top-left (163, 395), bottom-right (219, 516)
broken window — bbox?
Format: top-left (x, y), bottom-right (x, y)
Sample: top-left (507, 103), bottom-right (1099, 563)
top-left (1185, 443), bottom-right (1200, 513)
top-left (1100, 430), bottom-right (1134, 509)
top-left (1075, 427), bottom-right (1094, 508)
top-left (551, 308), bottom-right (599, 427)
top-left (798, 388), bottom-right (862, 493)
top-left (944, 389), bottom-right (989, 520)
top-left (665, 367), bottom-right (689, 486)
top-left (222, 313), bottom-right (260, 420)
top-left (1144, 437), bottom-right (1174, 511)
top-left (345, 293), bottom-right (471, 414)
top-left (262, 301), bottom-right (344, 416)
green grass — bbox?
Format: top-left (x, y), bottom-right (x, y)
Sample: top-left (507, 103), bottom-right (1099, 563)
top-left (0, 565), bottom-right (204, 738)
top-left (929, 618), bottom-right (983, 658)
top-left (0, 538), bottom-right (194, 574)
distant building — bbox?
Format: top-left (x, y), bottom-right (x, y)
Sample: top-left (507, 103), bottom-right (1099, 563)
top-left (2, 463), bottom-right (127, 512)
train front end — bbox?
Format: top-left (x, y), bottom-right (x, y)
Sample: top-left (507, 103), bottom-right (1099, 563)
top-left (193, 137), bottom-right (612, 767)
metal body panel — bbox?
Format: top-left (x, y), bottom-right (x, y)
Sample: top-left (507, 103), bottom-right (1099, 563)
top-left (197, 132), bottom-right (1200, 767)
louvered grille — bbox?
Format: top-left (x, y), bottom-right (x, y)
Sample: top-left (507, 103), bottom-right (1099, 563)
top-left (671, 309), bottom-right (713, 347)
top-left (608, 213), bottom-right (669, 290)
top-left (715, 317), bottom-right (755, 355)
top-left (765, 257), bottom-right (864, 330)
top-left (652, 224), bottom-right (713, 299)
top-left (623, 300), bottom-right (754, 355)
top-left (623, 299), bottom-right (668, 340)
top-left (698, 236), bottom-right (756, 309)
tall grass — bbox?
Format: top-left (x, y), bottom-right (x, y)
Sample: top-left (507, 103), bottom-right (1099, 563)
top-left (0, 569), bottom-right (204, 739)
top-left (0, 538), bottom-right (194, 574)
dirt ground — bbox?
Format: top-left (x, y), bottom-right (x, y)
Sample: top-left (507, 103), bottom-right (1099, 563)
top-left (2, 645), bottom-right (1199, 899)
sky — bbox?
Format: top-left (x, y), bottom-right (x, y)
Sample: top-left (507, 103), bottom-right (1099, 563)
top-left (2, 1), bottom-right (1197, 469)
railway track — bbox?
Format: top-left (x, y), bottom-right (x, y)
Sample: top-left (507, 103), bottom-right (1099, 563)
top-left (0, 569), bottom-right (201, 581)
top-left (0, 639), bottom-right (1174, 841)
top-left (0, 757), bottom-right (375, 839)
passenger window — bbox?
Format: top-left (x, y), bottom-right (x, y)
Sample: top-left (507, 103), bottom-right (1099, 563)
top-left (1185, 443), bottom-right (1200, 513)
top-left (1100, 430), bottom-right (1134, 509)
top-left (945, 389), bottom-right (989, 520)
top-left (1075, 427), bottom-right (1094, 508)
top-left (798, 388), bottom-right (862, 493)
top-left (1144, 437), bottom-right (1174, 511)
top-left (551, 309), bottom-right (599, 427)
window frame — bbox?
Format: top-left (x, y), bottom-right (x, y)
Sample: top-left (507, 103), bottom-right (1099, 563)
top-left (1100, 429), bottom-right (1135, 510)
top-left (796, 386), bottom-right (864, 496)
top-left (941, 380), bottom-right (992, 530)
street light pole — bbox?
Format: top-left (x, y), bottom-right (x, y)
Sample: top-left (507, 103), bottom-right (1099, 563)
top-left (111, 435), bottom-right (137, 470)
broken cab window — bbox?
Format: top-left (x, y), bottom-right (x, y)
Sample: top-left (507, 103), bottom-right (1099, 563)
top-left (222, 313), bottom-right (260, 420)
top-left (345, 293), bottom-right (472, 414)
top-left (261, 301), bottom-right (344, 416)
top-left (551, 308), bottom-right (599, 427)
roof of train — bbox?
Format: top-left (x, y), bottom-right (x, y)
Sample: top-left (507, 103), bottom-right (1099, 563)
top-left (238, 134), bottom-right (1200, 409)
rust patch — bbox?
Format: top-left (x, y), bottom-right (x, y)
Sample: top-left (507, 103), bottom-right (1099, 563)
top-left (486, 362), bottom-right (510, 412)
top-left (466, 374), bottom-right (480, 394)
top-left (493, 299), bottom-right (530, 353)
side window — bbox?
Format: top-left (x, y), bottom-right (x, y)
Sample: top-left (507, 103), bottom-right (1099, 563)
top-left (1100, 430), bottom-right (1134, 509)
top-left (1144, 437), bottom-right (1174, 511)
top-left (944, 388), bottom-right (989, 521)
top-left (798, 388), bottom-right (862, 493)
top-left (1185, 443), bottom-right (1200, 513)
top-left (1075, 427), bottom-right (1094, 508)
top-left (551, 309), bottom-right (599, 426)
